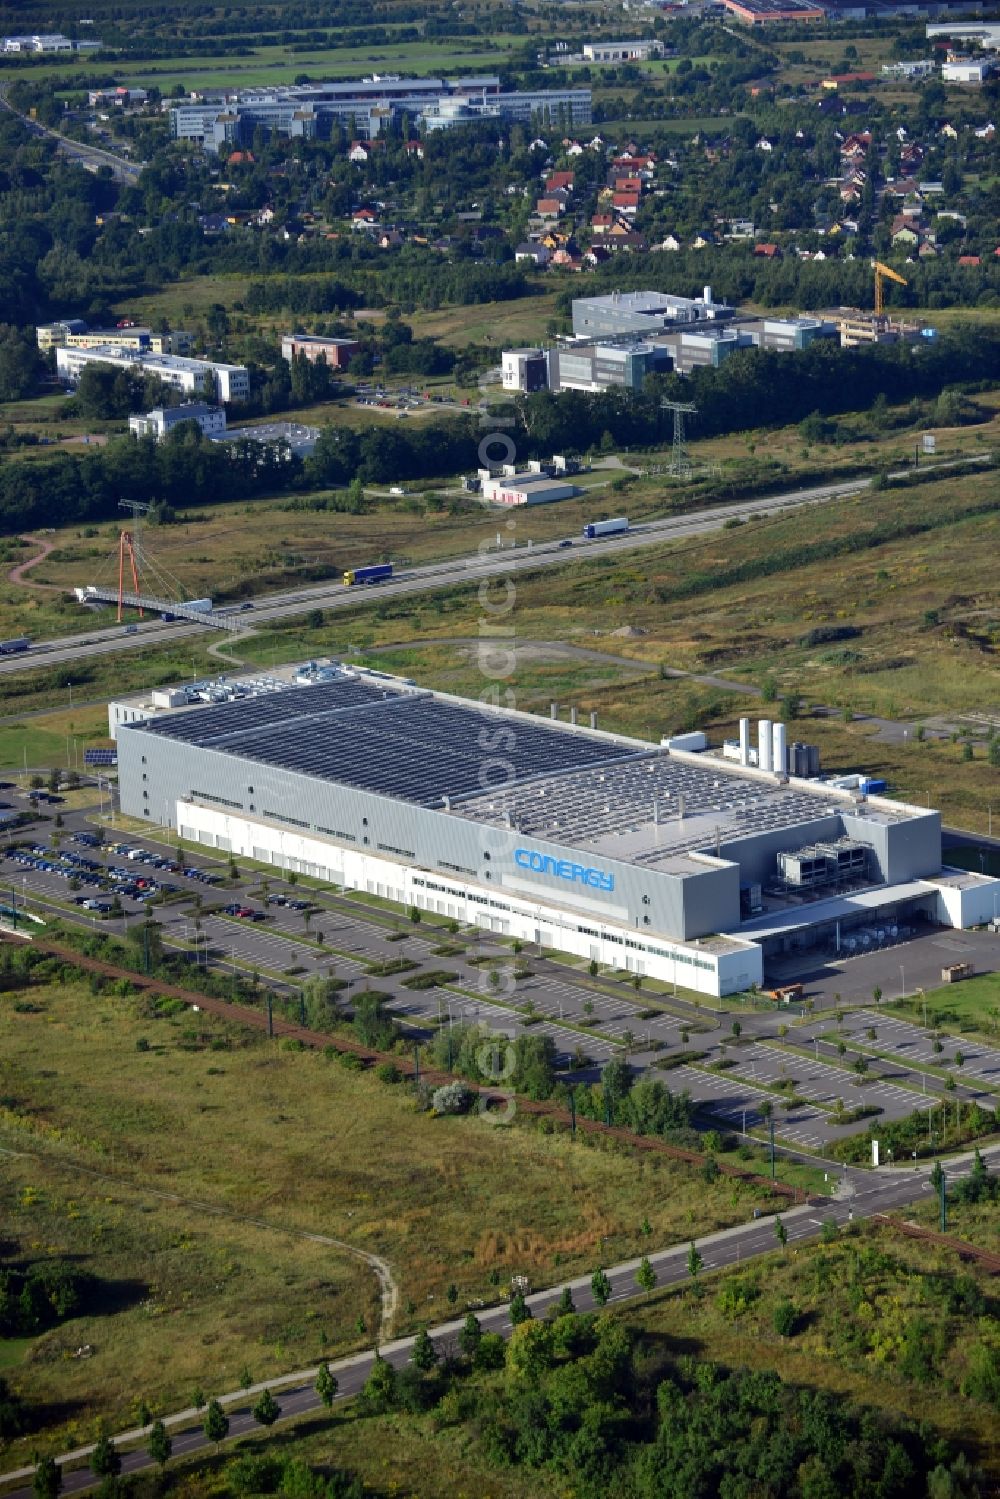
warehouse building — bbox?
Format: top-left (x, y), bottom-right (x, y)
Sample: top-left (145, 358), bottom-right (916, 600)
top-left (480, 470), bottom-right (579, 505)
top-left (582, 39), bottom-right (665, 61)
top-left (572, 287), bottom-right (732, 338)
top-left (115, 673), bottom-right (1000, 997)
top-left (55, 345), bottom-right (249, 403)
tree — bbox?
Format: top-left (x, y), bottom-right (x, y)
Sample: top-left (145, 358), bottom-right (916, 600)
top-left (32, 1457), bottom-right (62, 1499)
top-left (251, 1387), bottom-right (281, 1427)
top-left (554, 1286), bottom-right (575, 1317)
top-left (731, 1020), bottom-right (742, 1040)
top-left (410, 1328), bottom-right (437, 1371)
top-left (773, 1298), bottom-right (797, 1337)
top-left (687, 1242), bottom-right (703, 1281)
top-left (459, 1312), bottom-right (482, 1359)
top-left (774, 1217), bottom-right (788, 1250)
top-left (446, 1281), bottom-right (459, 1305)
top-left (203, 1398), bottom-right (229, 1449)
top-left (590, 1268), bottom-right (611, 1307)
top-left (636, 1257), bottom-right (657, 1297)
top-left (360, 1354), bottom-right (396, 1413)
top-left (315, 1362), bottom-right (338, 1412)
top-left (148, 1418), bottom-right (171, 1471)
top-left (509, 1290), bottom-right (532, 1325)
top-left (873, 986), bottom-right (883, 1005)
top-left (90, 1434), bottom-right (121, 1479)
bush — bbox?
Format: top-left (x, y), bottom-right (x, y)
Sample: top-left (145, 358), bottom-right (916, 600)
top-left (432, 1081), bottom-right (474, 1115)
top-left (376, 1062), bottom-right (402, 1085)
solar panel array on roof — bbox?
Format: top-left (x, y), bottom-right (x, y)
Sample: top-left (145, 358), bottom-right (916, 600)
top-left (135, 678), bottom-right (633, 806)
top-left (143, 677), bottom-right (393, 747)
top-left (457, 753), bottom-right (849, 857)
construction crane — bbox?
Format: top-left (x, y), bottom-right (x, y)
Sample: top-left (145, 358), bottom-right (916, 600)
top-left (873, 261), bottom-right (907, 319)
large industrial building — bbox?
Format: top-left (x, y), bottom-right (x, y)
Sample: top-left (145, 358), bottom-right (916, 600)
top-left (114, 672), bottom-right (1000, 998)
top-left (572, 288), bottom-right (733, 338)
top-left (171, 77), bottom-right (591, 152)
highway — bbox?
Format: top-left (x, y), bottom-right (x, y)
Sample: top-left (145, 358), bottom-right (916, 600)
top-left (0, 87), bottom-right (143, 181)
top-left (0, 1142), bottom-right (995, 1499)
top-left (0, 473), bottom-right (873, 678)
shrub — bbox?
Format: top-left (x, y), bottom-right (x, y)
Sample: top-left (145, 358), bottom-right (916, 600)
top-left (431, 1081), bottom-right (474, 1115)
top-left (376, 1062), bottom-right (402, 1085)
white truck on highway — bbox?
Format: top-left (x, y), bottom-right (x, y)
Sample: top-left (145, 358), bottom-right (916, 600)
top-left (583, 517), bottom-right (629, 539)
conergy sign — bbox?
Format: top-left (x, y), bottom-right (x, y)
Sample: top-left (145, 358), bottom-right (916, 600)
top-left (514, 847), bottom-right (614, 893)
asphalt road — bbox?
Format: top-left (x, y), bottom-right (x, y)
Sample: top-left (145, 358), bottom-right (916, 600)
top-left (0, 89), bottom-right (142, 181)
top-left (2, 1144), bottom-right (996, 1499)
top-left (0, 474), bottom-right (874, 677)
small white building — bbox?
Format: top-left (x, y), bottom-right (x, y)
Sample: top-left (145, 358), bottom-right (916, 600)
top-left (129, 403), bottom-right (227, 441)
top-left (501, 347), bottom-right (549, 392)
top-left (481, 471), bottom-right (578, 506)
top-left (942, 58), bottom-right (990, 83)
top-left (582, 39), bottom-right (664, 62)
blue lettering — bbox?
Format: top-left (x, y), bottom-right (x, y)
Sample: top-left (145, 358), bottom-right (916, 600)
top-left (512, 847), bottom-right (614, 894)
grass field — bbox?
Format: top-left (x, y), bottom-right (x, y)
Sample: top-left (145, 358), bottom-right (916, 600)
top-left (0, 703), bottom-right (110, 772)
top-left (0, 36), bottom-right (525, 93)
top-left (885, 974), bottom-right (1000, 1041)
top-left (0, 976), bottom-right (785, 1461)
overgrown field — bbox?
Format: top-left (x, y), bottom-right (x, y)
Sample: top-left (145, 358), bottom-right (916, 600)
top-left (0, 976), bottom-right (781, 1460)
top-left (45, 1218), bottom-right (1000, 1498)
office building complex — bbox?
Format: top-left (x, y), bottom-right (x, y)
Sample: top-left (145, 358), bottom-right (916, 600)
top-left (171, 76), bottom-right (591, 152)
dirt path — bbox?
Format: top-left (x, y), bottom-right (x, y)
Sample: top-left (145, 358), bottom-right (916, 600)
top-left (7, 534), bottom-right (62, 591)
top-left (0, 1142), bottom-right (400, 1336)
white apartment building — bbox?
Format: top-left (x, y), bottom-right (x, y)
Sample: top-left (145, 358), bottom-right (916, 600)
top-left (56, 345), bottom-right (249, 403)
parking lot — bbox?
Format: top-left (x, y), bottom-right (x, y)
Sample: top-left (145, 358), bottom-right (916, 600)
top-left (5, 790), bottom-right (996, 1152)
top-left (728, 1042), bottom-right (933, 1128)
top-left (841, 1009), bottom-right (1000, 1091)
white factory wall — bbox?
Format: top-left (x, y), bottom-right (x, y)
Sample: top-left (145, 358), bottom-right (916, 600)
top-left (929, 873), bottom-right (1000, 929)
top-left (176, 801), bottom-right (762, 996)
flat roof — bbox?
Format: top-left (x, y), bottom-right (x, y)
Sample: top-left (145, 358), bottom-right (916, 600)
top-left (127, 677), bottom-right (636, 805)
top-left (736, 880), bottom-right (935, 938)
top-left (122, 675), bottom-right (929, 870)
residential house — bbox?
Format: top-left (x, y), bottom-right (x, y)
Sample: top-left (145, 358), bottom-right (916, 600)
top-left (612, 191), bottom-right (641, 216)
top-left (754, 242), bottom-right (781, 258)
top-left (351, 207), bottom-right (377, 227)
top-left (536, 195), bottom-right (566, 218)
top-left (546, 170), bottom-right (575, 192)
top-left (404, 140), bottom-right (424, 158)
top-left (756, 136), bottom-right (774, 152)
top-left (515, 242), bottom-right (551, 266)
top-left (958, 254), bottom-right (981, 265)
top-left (656, 233), bottom-right (681, 252)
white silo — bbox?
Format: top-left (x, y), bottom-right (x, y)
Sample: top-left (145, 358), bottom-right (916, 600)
top-left (772, 721), bottom-right (787, 777)
top-left (758, 719), bottom-right (773, 774)
top-left (739, 716), bottom-right (751, 767)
